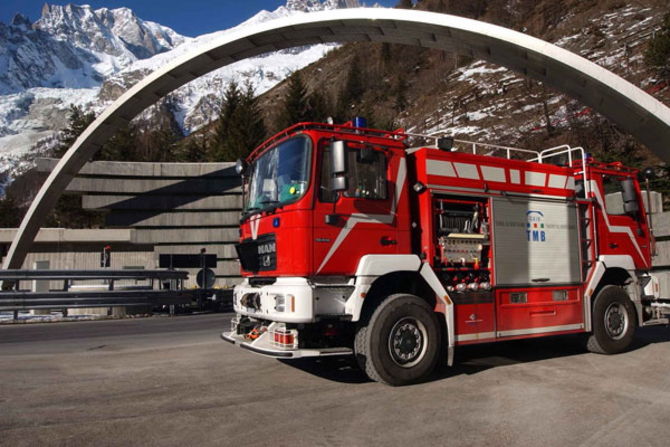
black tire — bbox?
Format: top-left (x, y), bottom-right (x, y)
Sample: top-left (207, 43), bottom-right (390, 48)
top-left (354, 294), bottom-right (441, 386)
top-left (586, 285), bottom-right (636, 354)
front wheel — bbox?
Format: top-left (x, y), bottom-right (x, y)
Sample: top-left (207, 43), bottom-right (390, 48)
top-left (586, 285), bottom-right (636, 354)
top-left (355, 294), bottom-right (441, 386)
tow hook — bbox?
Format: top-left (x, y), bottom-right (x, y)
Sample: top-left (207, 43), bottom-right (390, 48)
top-left (245, 325), bottom-right (267, 341)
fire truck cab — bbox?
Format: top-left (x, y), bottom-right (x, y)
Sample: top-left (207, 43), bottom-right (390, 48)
top-left (222, 119), bottom-right (669, 385)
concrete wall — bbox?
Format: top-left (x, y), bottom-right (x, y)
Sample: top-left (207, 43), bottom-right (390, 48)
top-left (32, 159), bottom-right (244, 287)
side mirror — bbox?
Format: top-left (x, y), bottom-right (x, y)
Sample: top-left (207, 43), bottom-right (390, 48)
top-left (330, 140), bottom-right (348, 192)
top-left (235, 158), bottom-right (248, 176)
top-left (621, 178), bottom-right (640, 215)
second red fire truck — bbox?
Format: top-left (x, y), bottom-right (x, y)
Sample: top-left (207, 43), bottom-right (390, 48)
top-left (222, 117), bottom-right (670, 385)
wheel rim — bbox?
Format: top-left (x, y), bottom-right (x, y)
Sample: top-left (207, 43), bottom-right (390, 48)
top-left (388, 317), bottom-right (428, 368)
top-left (604, 302), bottom-right (629, 341)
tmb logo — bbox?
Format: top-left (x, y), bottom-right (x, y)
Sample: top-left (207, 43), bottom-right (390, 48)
top-left (526, 210), bottom-right (546, 242)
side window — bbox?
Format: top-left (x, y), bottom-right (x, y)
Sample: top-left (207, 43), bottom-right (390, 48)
top-left (344, 148), bottom-right (387, 199)
top-left (601, 175), bottom-right (629, 216)
top-left (320, 144), bottom-right (388, 202)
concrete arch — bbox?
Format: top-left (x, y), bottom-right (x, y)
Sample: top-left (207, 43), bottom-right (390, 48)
top-left (4, 7), bottom-right (670, 269)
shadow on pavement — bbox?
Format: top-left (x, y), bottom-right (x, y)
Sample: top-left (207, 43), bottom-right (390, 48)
top-left (279, 326), bottom-right (670, 385)
top-left (280, 356), bottom-right (370, 384)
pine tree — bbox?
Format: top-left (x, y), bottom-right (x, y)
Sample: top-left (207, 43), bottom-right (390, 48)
top-left (211, 81), bottom-right (242, 160)
top-left (228, 82), bottom-right (267, 160)
top-left (394, 74), bottom-right (409, 112)
top-left (336, 55), bottom-right (366, 120)
top-left (343, 54), bottom-right (365, 103)
top-left (214, 81), bottom-right (242, 149)
top-left (276, 72), bottom-right (311, 130)
top-left (97, 124), bottom-right (137, 161)
top-left (53, 105), bottom-right (96, 157)
top-left (179, 137), bottom-right (209, 162)
top-left (380, 43), bottom-right (392, 66)
top-left (0, 195), bottom-right (20, 227)
top-left (307, 90), bottom-right (329, 123)
top-left (210, 81), bottom-right (267, 161)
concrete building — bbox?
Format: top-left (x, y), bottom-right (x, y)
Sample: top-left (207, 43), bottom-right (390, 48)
top-left (0, 159), bottom-right (243, 288)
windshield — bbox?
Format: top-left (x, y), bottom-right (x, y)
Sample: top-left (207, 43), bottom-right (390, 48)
top-left (245, 136), bottom-right (311, 213)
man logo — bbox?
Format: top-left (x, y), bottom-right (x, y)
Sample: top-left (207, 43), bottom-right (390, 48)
top-left (526, 210), bottom-right (546, 242)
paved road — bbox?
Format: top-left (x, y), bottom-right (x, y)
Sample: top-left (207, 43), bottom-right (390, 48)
top-left (1, 314), bottom-right (670, 446)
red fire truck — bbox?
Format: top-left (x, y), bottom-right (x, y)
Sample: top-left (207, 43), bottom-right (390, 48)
top-left (222, 118), bottom-right (670, 385)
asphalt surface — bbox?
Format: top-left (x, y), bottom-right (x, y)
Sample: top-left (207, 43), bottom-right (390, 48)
top-left (1, 314), bottom-right (670, 446)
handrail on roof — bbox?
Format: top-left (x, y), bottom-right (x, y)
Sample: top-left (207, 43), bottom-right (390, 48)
top-left (405, 130), bottom-right (592, 195)
top-left (403, 131), bottom-right (541, 160)
top-left (534, 145), bottom-right (591, 196)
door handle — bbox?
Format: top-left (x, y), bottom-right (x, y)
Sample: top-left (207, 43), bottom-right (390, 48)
top-left (531, 278), bottom-right (550, 283)
top-left (609, 242), bottom-right (619, 249)
top-left (380, 236), bottom-right (397, 246)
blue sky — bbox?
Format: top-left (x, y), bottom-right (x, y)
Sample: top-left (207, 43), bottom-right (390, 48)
top-left (0, 1), bottom-right (398, 37)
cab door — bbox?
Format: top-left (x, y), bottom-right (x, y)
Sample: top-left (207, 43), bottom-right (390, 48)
top-left (312, 140), bottom-right (401, 276)
top-left (596, 174), bottom-right (652, 269)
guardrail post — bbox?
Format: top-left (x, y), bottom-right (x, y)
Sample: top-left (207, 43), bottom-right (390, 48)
top-left (13, 279), bottom-right (19, 320)
top-left (32, 261), bottom-right (50, 316)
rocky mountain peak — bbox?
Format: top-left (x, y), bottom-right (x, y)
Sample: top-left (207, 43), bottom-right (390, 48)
top-left (10, 14), bottom-right (32, 29)
top-left (34, 4), bottom-right (185, 60)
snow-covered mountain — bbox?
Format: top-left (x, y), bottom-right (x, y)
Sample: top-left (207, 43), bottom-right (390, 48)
top-left (0, 0), bottom-right (363, 174)
top-left (0, 4), bottom-right (186, 94)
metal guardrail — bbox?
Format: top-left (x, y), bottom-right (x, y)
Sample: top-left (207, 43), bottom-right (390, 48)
top-left (0, 290), bottom-right (192, 311)
top-left (0, 269), bottom-right (193, 318)
top-left (0, 269), bottom-right (188, 281)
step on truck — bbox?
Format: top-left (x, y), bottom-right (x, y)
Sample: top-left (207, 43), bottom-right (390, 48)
top-left (221, 117), bottom-right (670, 385)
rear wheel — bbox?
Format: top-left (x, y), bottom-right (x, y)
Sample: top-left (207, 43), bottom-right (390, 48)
top-left (587, 285), bottom-right (636, 354)
top-left (355, 294), bottom-right (441, 386)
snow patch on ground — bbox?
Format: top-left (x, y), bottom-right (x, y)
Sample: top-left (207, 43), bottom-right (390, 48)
top-left (457, 63), bottom-right (507, 82)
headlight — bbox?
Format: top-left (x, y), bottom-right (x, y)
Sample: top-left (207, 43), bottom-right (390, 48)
top-left (273, 294), bottom-right (295, 312)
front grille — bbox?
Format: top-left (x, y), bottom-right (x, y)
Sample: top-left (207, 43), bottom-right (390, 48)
top-left (235, 233), bottom-right (276, 272)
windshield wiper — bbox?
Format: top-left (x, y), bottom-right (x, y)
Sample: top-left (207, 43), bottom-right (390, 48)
top-left (241, 207), bottom-right (260, 218)
top-left (241, 200), bottom-right (280, 221)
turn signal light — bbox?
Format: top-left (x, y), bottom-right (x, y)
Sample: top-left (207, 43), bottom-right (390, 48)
top-left (273, 332), bottom-right (295, 346)
top-left (270, 324), bottom-right (298, 350)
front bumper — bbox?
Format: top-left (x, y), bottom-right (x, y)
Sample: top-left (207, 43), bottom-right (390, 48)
top-left (221, 329), bottom-right (352, 359)
top-left (233, 277), bottom-right (316, 323)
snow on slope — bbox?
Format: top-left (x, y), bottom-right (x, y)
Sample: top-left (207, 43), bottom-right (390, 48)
top-left (401, 4), bottom-right (664, 147)
top-left (101, 0), bottom-right (365, 134)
